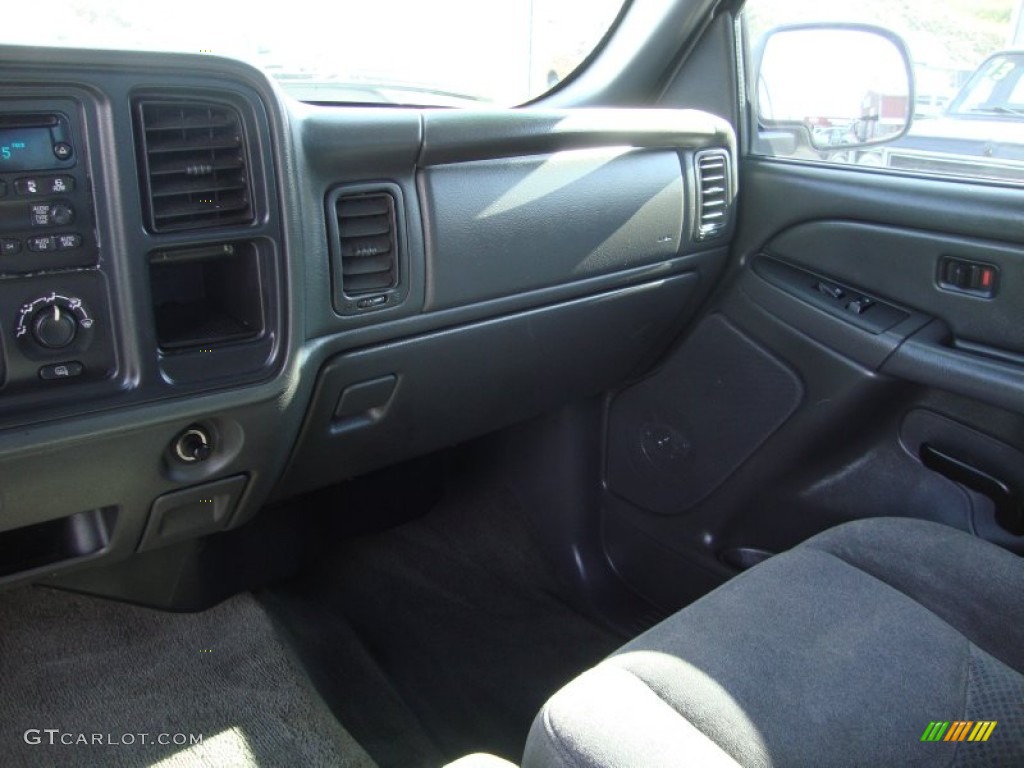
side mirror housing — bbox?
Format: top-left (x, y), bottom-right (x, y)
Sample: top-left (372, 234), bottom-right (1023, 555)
top-left (755, 23), bottom-right (915, 153)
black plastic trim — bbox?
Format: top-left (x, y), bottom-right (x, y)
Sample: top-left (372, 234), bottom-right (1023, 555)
top-left (883, 320), bottom-right (1024, 415)
top-left (737, 256), bottom-right (931, 371)
top-left (419, 108), bottom-right (736, 166)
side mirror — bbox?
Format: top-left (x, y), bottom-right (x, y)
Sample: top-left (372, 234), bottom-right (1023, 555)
top-left (755, 24), bottom-right (915, 153)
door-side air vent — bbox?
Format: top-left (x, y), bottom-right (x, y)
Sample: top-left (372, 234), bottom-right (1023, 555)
top-left (326, 183), bottom-right (408, 315)
top-left (334, 191), bottom-right (398, 295)
top-left (695, 150), bottom-right (732, 240)
top-left (135, 100), bottom-right (255, 232)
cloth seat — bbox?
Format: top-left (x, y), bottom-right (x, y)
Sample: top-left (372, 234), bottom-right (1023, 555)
top-left (524, 518), bottom-right (1024, 767)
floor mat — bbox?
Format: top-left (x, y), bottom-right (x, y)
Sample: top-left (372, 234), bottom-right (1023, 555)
top-left (260, 480), bottom-right (627, 768)
top-left (0, 587), bottom-right (375, 768)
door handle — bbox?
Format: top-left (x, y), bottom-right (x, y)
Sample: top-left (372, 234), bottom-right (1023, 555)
top-left (920, 443), bottom-right (1024, 535)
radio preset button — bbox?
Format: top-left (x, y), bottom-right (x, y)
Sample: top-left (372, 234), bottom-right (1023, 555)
top-left (53, 143), bottom-right (73, 161)
top-left (2, 238), bottom-right (21, 255)
top-left (27, 235), bottom-right (56, 252)
top-left (56, 234), bottom-right (82, 250)
top-left (15, 178), bottom-right (42, 196)
top-left (49, 176), bottom-right (74, 193)
top-left (14, 176), bottom-right (76, 196)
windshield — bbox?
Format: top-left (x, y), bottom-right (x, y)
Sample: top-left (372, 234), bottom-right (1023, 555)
top-left (1, 0), bottom-right (627, 107)
top-left (948, 52), bottom-right (1024, 117)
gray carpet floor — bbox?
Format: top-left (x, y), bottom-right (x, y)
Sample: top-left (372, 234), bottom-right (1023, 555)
top-left (0, 586), bottom-right (375, 767)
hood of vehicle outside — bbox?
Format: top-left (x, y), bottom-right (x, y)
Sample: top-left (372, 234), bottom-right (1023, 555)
top-left (908, 115), bottom-right (1022, 142)
top-left (890, 113), bottom-right (1024, 162)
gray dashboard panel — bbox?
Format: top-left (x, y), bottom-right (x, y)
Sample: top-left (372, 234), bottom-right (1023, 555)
top-left (0, 43), bottom-right (737, 590)
top-left (281, 273), bottom-right (700, 497)
top-left (421, 148), bottom-right (685, 311)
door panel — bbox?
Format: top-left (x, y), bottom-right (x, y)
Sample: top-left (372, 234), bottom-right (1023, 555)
top-left (734, 160), bottom-right (1024, 252)
top-left (600, 157), bottom-right (1024, 614)
top-left (606, 313), bottom-right (804, 515)
top-left (765, 221), bottom-right (1024, 354)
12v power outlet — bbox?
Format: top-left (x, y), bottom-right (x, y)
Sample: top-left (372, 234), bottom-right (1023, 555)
top-left (172, 425), bottom-right (213, 464)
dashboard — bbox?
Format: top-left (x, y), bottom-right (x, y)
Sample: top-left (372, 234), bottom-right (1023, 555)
top-left (0, 45), bottom-right (736, 590)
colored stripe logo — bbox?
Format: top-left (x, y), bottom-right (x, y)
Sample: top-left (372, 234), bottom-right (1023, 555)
top-left (921, 721), bottom-right (997, 742)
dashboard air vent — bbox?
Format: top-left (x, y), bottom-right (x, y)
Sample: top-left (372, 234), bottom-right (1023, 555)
top-left (695, 150), bottom-right (732, 240)
top-left (135, 100), bottom-right (254, 232)
top-left (334, 191), bottom-right (399, 295)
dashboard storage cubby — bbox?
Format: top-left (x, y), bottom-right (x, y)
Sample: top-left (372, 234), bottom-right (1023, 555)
top-left (149, 241), bottom-right (264, 350)
top-left (0, 507), bottom-right (117, 582)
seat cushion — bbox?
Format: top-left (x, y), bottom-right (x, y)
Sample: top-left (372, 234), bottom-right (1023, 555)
top-left (524, 518), bottom-right (1024, 767)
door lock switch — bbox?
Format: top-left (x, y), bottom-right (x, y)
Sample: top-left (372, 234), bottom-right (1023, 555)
top-left (845, 296), bottom-right (875, 315)
top-left (815, 281), bottom-right (845, 300)
top-left (939, 257), bottom-right (997, 298)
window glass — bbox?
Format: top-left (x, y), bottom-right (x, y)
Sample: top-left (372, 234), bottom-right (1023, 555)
top-left (0, 0), bottom-right (627, 107)
top-left (744, 0), bottom-right (1024, 184)
top-left (952, 60), bottom-right (1005, 114)
top-left (1008, 68), bottom-right (1024, 106)
top-left (949, 53), bottom-right (1024, 114)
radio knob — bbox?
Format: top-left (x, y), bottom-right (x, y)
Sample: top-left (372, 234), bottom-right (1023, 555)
top-left (49, 203), bottom-right (74, 226)
top-left (31, 304), bottom-right (77, 349)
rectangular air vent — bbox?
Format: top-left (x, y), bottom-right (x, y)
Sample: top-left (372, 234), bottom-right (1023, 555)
top-left (333, 191), bottom-right (399, 296)
top-left (135, 100), bottom-right (255, 232)
top-left (695, 150), bottom-right (732, 240)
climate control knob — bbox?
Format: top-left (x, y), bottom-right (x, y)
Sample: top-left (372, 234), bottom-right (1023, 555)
top-left (15, 293), bottom-right (95, 353)
top-left (31, 304), bottom-right (78, 349)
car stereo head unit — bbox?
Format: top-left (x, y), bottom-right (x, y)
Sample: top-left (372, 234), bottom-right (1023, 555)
top-left (0, 106), bottom-right (93, 275)
top-left (0, 114), bottom-right (75, 173)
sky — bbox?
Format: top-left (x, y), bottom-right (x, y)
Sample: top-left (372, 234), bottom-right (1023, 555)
top-left (0, 0), bottom-right (625, 104)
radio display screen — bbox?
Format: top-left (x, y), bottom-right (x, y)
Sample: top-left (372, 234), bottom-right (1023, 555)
top-left (0, 127), bottom-right (59, 172)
